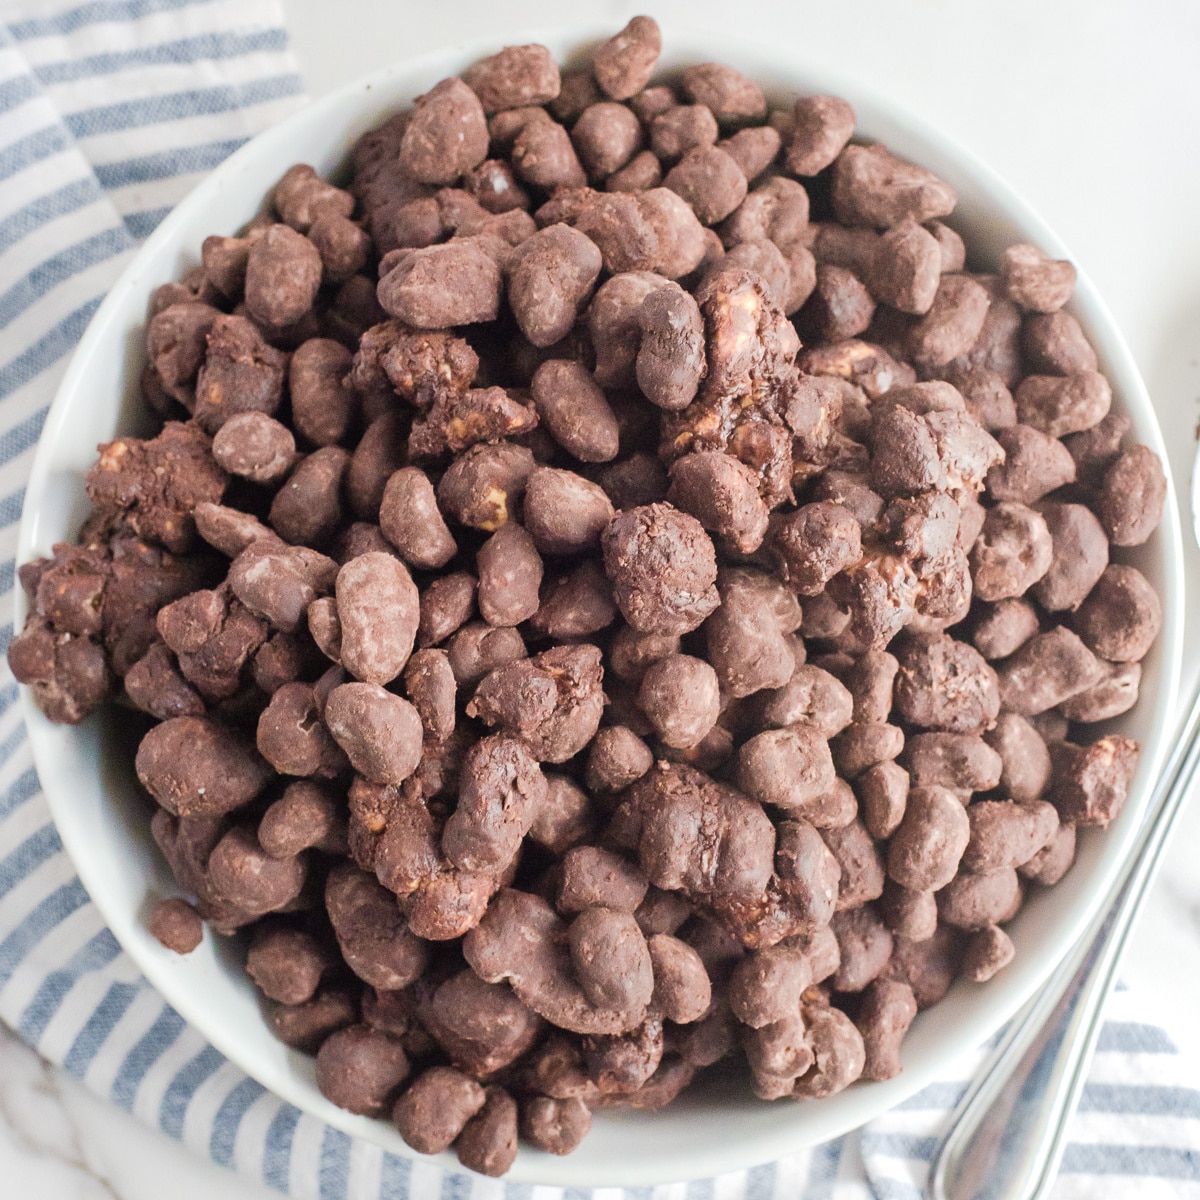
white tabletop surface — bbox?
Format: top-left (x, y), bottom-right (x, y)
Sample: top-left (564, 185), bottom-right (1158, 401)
top-left (2, 1), bottom-right (1199, 1196)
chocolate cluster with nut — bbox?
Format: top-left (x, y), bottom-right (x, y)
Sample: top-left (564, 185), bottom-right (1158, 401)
top-left (9, 16), bottom-right (1168, 1177)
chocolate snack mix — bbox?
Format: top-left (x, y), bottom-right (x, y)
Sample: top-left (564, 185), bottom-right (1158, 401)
top-left (9, 16), bottom-right (1167, 1177)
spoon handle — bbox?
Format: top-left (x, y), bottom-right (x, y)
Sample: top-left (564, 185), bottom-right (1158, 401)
top-left (929, 673), bottom-right (1200, 1200)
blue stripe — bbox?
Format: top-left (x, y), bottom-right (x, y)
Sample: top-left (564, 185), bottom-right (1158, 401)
top-left (1096, 1021), bottom-right (1178, 1055)
top-left (62, 979), bottom-right (139, 1077)
top-left (8, 0), bottom-right (204, 39)
top-left (0, 179), bottom-right (103, 257)
top-left (0, 407), bottom-right (50, 463)
top-left (95, 137), bottom-right (247, 189)
top-left (0, 877), bottom-right (89, 989)
top-left (0, 822), bottom-right (61, 899)
top-left (159, 1043), bottom-right (224, 1138)
top-left (66, 74), bottom-right (304, 139)
top-left (378, 1152), bottom-right (412, 1200)
top-left (897, 1080), bottom-right (969, 1110)
top-left (871, 1182), bottom-right (926, 1200)
top-left (860, 1132), bottom-right (939, 1161)
top-left (686, 1180), bottom-right (715, 1200)
top-left (0, 125), bottom-right (69, 184)
top-left (745, 1163), bottom-right (777, 1200)
top-left (981, 1025), bottom-right (1007, 1052)
top-left (124, 207), bottom-right (171, 240)
top-left (0, 487), bottom-right (24, 526)
top-left (1060, 1143), bottom-right (1200, 1179)
top-left (17, 926), bottom-right (122, 1045)
top-left (0, 766), bottom-right (44, 820)
top-left (0, 298), bottom-right (103, 410)
top-left (110, 1005), bottom-right (185, 1111)
top-left (0, 74), bottom-right (38, 116)
top-left (318, 1126), bottom-right (352, 1200)
top-left (806, 1137), bottom-right (847, 1198)
top-left (0, 622), bottom-right (14, 656)
top-left (0, 227), bottom-right (130, 334)
top-left (210, 1076), bottom-right (267, 1166)
top-left (33, 29), bottom-right (289, 85)
top-left (439, 1172), bottom-right (472, 1200)
top-left (0, 714), bottom-right (26, 769)
top-left (262, 1103), bottom-right (302, 1191)
top-left (0, 682), bottom-right (22, 719)
top-left (1080, 1082), bottom-right (1200, 1118)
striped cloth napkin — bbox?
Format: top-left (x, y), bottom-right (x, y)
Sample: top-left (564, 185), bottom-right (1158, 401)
top-left (0, 2), bottom-right (1198, 1197)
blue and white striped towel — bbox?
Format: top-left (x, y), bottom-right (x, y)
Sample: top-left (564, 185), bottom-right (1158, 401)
top-left (0, 2), bottom-right (1197, 1196)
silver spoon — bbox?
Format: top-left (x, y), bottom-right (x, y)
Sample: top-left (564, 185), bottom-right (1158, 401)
top-left (928, 454), bottom-right (1199, 1200)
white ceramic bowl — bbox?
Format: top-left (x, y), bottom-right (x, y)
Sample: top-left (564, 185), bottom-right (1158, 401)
top-left (15, 24), bottom-right (1184, 1187)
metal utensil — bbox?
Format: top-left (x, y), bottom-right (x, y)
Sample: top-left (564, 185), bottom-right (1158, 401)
top-left (928, 447), bottom-right (1199, 1200)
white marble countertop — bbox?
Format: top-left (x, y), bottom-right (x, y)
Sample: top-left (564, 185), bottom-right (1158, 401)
top-left (2, 0), bottom-right (1199, 1195)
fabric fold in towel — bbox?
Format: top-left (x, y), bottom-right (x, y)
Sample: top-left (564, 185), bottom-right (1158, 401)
top-left (0, 2), bottom-right (1197, 1196)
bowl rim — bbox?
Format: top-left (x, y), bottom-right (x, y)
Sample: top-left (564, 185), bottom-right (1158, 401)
top-left (14, 21), bottom-right (1185, 1186)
